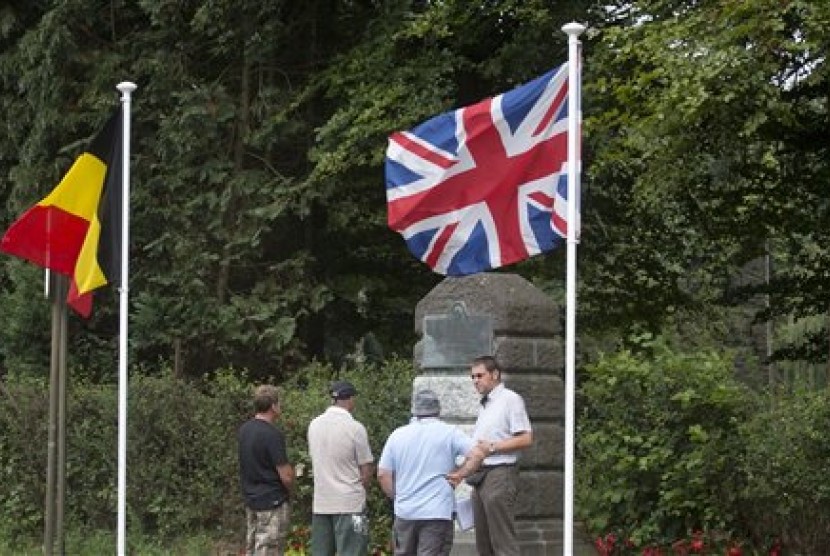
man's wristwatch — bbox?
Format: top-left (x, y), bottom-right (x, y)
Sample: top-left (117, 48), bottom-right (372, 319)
top-left (488, 442), bottom-right (497, 455)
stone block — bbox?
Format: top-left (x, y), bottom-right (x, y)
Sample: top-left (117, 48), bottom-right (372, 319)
top-left (520, 422), bottom-right (564, 469)
top-left (517, 469), bottom-right (563, 518)
top-left (415, 274), bottom-right (559, 337)
top-left (412, 375), bottom-right (479, 422)
top-left (452, 519), bottom-right (597, 555)
top-left (502, 374), bottom-right (565, 420)
top-left (495, 336), bottom-right (564, 372)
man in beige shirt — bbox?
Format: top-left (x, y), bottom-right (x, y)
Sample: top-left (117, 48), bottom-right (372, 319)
top-left (307, 381), bottom-right (374, 556)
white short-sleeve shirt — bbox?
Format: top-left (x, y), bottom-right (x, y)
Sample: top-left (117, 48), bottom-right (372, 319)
top-left (473, 383), bottom-right (531, 466)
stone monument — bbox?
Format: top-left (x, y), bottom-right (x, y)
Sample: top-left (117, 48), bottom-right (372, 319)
top-left (413, 273), bottom-right (595, 555)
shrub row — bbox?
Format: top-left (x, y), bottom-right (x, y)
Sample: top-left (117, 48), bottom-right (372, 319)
top-left (577, 336), bottom-right (830, 554)
top-left (10, 339), bottom-right (828, 553)
top-left (0, 359), bottom-right (417, 551)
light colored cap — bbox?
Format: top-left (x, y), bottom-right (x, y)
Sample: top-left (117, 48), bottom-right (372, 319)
top-left (411, 389), bottom-right (441, 417)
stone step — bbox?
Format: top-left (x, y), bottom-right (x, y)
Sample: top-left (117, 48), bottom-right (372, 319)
top-left (450, 519), bottom-right (597, 555)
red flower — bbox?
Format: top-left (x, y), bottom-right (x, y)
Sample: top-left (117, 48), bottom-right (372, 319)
top-left (672, 539), bottom-right (689, 555)
top-left (727, 546), bottom-right (743, 556)
top-left (595, 536), bottom-right (611, 556)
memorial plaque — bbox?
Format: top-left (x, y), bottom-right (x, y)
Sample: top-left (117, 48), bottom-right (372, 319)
top-left (420, 303), bottom-right (493, 368)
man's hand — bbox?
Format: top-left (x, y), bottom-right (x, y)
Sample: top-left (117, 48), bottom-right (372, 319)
top-left (477, 439), bottom-right (493, 454)
top-left (446, 471), bottom-right (464, 488)
top-left (446, 442), bottom-right (487, 487)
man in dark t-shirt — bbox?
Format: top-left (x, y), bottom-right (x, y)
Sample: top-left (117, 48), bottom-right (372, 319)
top-left (238, 385), bottom-right (295, 555)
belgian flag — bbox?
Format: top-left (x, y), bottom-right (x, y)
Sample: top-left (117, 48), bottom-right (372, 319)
top-left (0, 108), bottom-right (122, 317)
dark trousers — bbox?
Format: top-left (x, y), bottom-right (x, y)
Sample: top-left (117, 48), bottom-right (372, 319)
top-left (310, 513), bottom-right (369, 556)
top-left (393, 517), bottom-right (454, 556)
top-left (471, 465), bottom-right (519, 556)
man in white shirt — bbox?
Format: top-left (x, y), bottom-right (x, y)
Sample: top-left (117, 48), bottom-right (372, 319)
top-left (307, 381), bottom-right (374, 556)
top-left (468, 355), bottom-right (533, 556)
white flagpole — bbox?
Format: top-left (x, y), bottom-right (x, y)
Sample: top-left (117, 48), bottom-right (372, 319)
top-left (562, 22), bottom-right (584, 556)
top-left (116, 81), bottom-right (136, 556)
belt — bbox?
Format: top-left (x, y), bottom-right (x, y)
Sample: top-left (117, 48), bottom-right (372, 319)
top-left (482, 463), bottom-right (516, 469)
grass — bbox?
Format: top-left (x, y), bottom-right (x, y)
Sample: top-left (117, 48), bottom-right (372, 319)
top-left (0, 529), bottom-right (239, 556)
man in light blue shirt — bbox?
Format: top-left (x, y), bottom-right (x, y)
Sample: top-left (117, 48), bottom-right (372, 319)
top-left (378, 389), bottom-right (485, 556)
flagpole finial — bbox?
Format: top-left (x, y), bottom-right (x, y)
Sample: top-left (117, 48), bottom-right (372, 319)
top-left (116, 82), bottom-right (137, 98)
top-left (562, 22), bottom-right (585, 37)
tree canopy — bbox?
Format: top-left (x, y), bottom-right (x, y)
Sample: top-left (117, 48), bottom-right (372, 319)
top-left (0, 0), bottom-right (826, 381)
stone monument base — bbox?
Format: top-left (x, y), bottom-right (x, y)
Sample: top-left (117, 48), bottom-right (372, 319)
top-left (414, 274), bottom-right (596, 556)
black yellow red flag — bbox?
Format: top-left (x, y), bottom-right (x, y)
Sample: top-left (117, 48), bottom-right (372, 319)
top-left (0, 108), bottom-right (122, 317)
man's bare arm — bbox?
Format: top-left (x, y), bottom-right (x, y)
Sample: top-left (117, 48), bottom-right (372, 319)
top-left (479, 430), bottom-right (533, 455)
top-left (377, 467), bottom-right (395, 499)
top-left (446, 443), bottom-right (487, 487)
top-left (359, 462), bottom-right (375, 491)
top-left (277, 463), bottom-right (296, 495)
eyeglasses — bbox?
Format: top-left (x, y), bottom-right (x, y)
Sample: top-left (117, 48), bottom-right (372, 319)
top-left (470, 372), bottom-right (486, 379)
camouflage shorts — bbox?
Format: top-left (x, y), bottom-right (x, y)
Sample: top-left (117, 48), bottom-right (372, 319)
top-left (245, 502), bottom-right (290, 556)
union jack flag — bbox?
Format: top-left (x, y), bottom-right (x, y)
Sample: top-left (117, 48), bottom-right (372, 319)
top-left (385, 64), bottom-right (575, 276)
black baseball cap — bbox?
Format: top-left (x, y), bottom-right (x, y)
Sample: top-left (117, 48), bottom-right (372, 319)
top-left (330, 380), bottom-right (357, 400)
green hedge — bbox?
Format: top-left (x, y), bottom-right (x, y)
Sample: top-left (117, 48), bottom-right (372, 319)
top-left (738, 387), bottom-right (830, 552)
top-left (0, 359), bottom-right (417, 550)
top-left (577, 336), bottom-right (753, 546)
top-left (576, 336), bottom-right (830, 554)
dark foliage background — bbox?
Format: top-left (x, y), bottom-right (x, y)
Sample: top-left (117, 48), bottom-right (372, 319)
top-left (1, 0), bottom-right (829, 551)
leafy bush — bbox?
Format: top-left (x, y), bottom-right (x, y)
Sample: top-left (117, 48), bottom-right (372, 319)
top-left (576, 336), bottom-right (754, 546)
top-left (0, 359), bottom-right (416, 552)
top-left (577, 336), bottom-right (830, 553)
top-left (119, 369), bottom-right (251, 538)
top-left (0, 372), bottom-right (50, 539)
top-left (738, 387), bottom-right (830, 552)
top-left (45, 369), bottom-right (251, 540)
